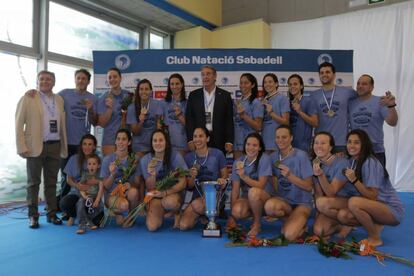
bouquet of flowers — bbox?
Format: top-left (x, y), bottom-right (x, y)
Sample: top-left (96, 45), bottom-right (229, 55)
top-left (226, 225), bottom-right (290, 248)
top-left (122, 167), bottom-right (189, 227)
top-left (100, 153), bottom-right (137, 227)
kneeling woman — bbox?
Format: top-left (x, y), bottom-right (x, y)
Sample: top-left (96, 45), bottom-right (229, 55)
top-left (101, 129), bottom-right (140, 225)
top-left (140, 130), bottom-right (188, 231)
top-left (339, 129), bottom-right (404, 246)
top-left (180, 127), bottom-right (228, 230)
top-left (311, 132), bottom-right (355, 239)
top-left (265, 125), bottom-right (313, 241)
top-left (230, 132), bottom-right (272, 236)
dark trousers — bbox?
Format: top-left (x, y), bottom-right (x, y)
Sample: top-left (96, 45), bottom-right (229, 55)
top-left (26, 142), bottom-right (60, 217)
top-left (60, 194), bottom-right (104, 225)
top-left (59, 144), bottom-right (79, 200)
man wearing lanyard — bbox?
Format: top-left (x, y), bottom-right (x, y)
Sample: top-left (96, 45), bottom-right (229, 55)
top-left (185, 65), bottom-right (234, 154)
top-left (57, 69), bottom-right (97, 201)
top-left (311, 62), bottom-right (357, 154)
top-left (16, 70), bottom-right (68, 228)
top-left (349, 74), bottom-right (398, 166)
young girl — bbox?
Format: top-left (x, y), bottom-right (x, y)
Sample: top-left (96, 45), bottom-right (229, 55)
top-left (265, 126), bottom-right (313, 241)
top-left (287, 74), bottom-right (318, 152)
top-left (180, 127), bottom-right (228, 230)
top-left (76, 154), bottom-right (104, 234)
top-left (261, 73), bottom-right (290, 154)
top-left (312, 132), bottom-right (356, 239)
top-left (233, 73), bottom-right (264, 160)
top-left (101, 129), bottom-right (140, 225)
top-left (164, 73), bottom-right (187, 156)
top-left (140, 130), bottom-right (188, 231)
top-left (339, 129), bottom-right (404, 246)
top-left (127, 79), bottom-right (163, 158)
top-left (97, 67), bottom-right (132, 156)
top-left (230, 132), bottom-right (271, 236)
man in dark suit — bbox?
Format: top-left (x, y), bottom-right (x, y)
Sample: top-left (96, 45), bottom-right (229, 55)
top-left (185, 65), bottom-right (234, 153)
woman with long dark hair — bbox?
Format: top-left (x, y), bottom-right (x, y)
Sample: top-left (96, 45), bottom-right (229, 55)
top-left (140, 129), bottom-right (188, 231)
top-left (311, 131), bottom-right (356, 239)
top-left (164, 73), bottom-right (187, 156)
top-left (265, 125), bottom-right (313, 241)
top-left (233, 73), bottom-right (264, 160)
top-left (261, 73), bottom-right (290, 154)
top-left (127, 79), bottom-right (163, 158)
top-left (180, 127), bottom-right (228, 230)
top-left (101, 129), bottom-right (140, 225)
top-left (338, 129), bottom-right (404, 246)
top-left (229, 132), bottom-right (271, 236)
top-left (60, 134), bottom-right (103, 226)
top-left (287, 74), bottom-right (318, 152)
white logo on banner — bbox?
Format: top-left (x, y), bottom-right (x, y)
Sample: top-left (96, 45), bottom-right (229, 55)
top-left (317, 53), bottom-right (333, 65)
top-left (115, 54), bottom-right (131, 70)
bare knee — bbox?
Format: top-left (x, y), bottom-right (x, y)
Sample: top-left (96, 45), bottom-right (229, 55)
top-left (315, 197), bottom-right (330, 213)
top-left (248, 187), bottom-right (262, 202)
top-left (231, 204), bottom-right (247, 219)
top-left (348, 197), bottom-right (363, 212)
top-left (337, 209), bottom-right (353, 224)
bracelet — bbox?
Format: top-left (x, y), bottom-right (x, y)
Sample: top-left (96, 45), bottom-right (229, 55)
top-left (351, 178), bottom-right (358, 185)
top-left (388, 104), bottom-right (397, 108)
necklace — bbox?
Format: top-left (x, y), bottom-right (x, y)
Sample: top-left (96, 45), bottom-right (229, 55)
top-left (243, 155), bottom-right (257, 167)
top-left (194, 149), bottom-right (209, 167)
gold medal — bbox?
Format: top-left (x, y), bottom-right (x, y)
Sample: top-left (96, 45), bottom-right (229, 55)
top-left (274, 160), bottom-right (281, 168)
top-left (236, 161), bottom-right (244, 170)
top-left (192, 163), bottom-right (201, 171)
top-left (141, 107), bottom-right (148, 115)
top-left (312, 157), bottom-right (321, 166)
top-left (327, 109), bottom-right (335, 117)
top-left (149, 158), bottom-right (158, 168)
top-left (261, 98), bottom-right (268, 105)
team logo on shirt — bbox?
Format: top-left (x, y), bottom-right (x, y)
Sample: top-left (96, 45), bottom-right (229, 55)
top-left (192, 77), bottom-right (199, 85)
top-left (115, 54), bottom-right (131, 70)
top-left (317, 53), bottom-right (333, 65)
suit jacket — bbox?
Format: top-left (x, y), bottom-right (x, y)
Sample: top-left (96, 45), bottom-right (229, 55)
top-left (15, 91), bottom-right (68, 158)
top-left (185, 87), bottom-right (234, 152)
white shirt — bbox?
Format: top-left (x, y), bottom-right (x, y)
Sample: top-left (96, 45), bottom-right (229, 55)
top-left (40, 91), bottom-right (60, 141)
top-left (203, 86), bottom-right (216, 131)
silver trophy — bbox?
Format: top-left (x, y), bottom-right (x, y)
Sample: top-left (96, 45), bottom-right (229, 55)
top-left (201, 181), bottom-right (222, 237)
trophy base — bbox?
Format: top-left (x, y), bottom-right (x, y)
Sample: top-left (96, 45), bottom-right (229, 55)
top-left (202, 224), bottom-right (222, 238)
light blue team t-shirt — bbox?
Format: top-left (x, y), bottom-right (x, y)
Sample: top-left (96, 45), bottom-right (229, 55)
top-left (63, 154), bottom-right (87, 196)
top-left (269, 148), bottom-right (313, 207)
top-left (100, 153), bottom-right (141, 198)
top-left (140, 151), bottom-right (188, 181)
top-left (315, 156), bottom-right (357, 198)
top-left (262, 93), bottom-right (291, 151)
top-left (234, 98), bottom-right (264, 151)
top-left (349, 95), bottom-right (389, 153)
top-left (96, 89), bottom-right (131, 146)
top-left (359, 157), bottom-right (404, 222)
top-left (59, 89), bottom-right (97, 145)
top-left (311, 86), bottom-right (357, 146)
top-left (164, 100), bottom-right (188, 151)
top-left (231, 154), bottom-right (272, 197)
top-left (126, 98), bottom-right (163, 152)
top-left (184, 148), bottom-right (226, 199)
top-left (290, 95), bottom-right (317, 152)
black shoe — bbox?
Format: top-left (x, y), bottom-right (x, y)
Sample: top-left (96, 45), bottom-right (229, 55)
top-left (61, 213), bottom-right (70, 221)
top-left (29, 216), bottom-right (39, 229)
top-left (47, 215), bottom-right (63, 225)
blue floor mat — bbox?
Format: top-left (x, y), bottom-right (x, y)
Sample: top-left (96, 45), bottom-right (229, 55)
top-left (1, 193), bottom-right (413, 276)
